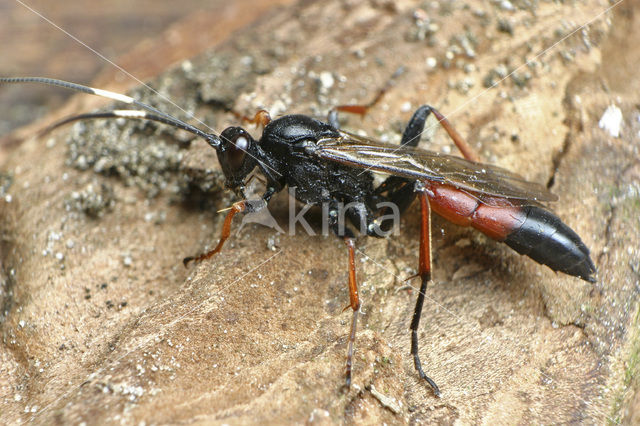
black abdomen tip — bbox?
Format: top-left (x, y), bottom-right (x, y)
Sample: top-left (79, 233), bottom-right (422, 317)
top-left (505, 206), bottom-right (596, 282)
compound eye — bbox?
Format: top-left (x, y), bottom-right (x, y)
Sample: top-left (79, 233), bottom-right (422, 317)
top-left (218, 126), bottom-right (256, 181)
top-left (227, 133), bottom-right (249, 171)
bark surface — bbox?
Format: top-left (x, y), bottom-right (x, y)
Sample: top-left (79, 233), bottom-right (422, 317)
top-left (1, 0), bottom-right (639, 424)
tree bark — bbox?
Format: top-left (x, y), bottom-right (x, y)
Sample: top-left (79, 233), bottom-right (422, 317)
top-left (1, 0), bottom-right (639, 423)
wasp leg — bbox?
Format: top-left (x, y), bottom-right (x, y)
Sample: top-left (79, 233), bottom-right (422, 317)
top-left (375, 104), bottom-right (481, 220)
top-left (328, 67), bottom-right (405, 127)
top-left (343, 237), bottom-right (360, 389)
top-left (342, 198), bottom-right (404, 241)
top-left (327, 205), bottom-right (361, 388)
top-left (410, 191), bottom-right (440, 396)
top-left (405, 105), bottom-right (480, 162)
top-left (227, 109), bottom-right (272, 128)
top-left (371, 104), bottom-right (437, 225)
top-left (340, 200), bottom-right (382, 240)
top-left (183, 188), bottom-right (276, 266)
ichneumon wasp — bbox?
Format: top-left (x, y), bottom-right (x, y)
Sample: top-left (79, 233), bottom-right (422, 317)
top-left (0, 76), bottom-right (596, 396)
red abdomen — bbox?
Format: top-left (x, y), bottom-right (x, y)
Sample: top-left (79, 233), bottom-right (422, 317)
top-left (424, 182), bottom-right (596, 282)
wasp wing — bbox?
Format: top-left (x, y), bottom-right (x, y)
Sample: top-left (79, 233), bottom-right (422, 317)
top-left (309, 131), bottom-right (557, 203)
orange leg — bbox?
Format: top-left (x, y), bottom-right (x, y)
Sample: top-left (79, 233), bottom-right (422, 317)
top-left (429, 108), bottom-right (479, 162)
top-left (396, 105), bottom-right (480, 163)
top-left (333, 67), bottom-right (405, 118)
top-left (343, 237), bottom-right (361, 388)
top-left (183, 200), bottom-right (247, 267)
top-left (333, 71), bottom-right (479, 163)
top-left (229, 109), bottom-right (272, 128)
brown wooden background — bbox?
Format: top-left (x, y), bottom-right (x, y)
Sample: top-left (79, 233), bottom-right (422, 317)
top-left (1, 0), bottom-right (639, 424)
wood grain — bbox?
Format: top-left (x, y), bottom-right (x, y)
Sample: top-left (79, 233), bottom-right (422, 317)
top-left (1, 0), bottom-right (638, 423)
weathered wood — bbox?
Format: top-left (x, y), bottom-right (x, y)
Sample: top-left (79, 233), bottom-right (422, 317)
top-left (1, 0), bottom-right (639, 423)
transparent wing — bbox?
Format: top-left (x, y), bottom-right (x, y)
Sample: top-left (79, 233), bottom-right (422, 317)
top-left (309, 131), bottom-right (557, 203)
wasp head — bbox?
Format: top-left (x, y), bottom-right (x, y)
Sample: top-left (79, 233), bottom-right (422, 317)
top-left (215, 126), bottom-right (259, 197)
